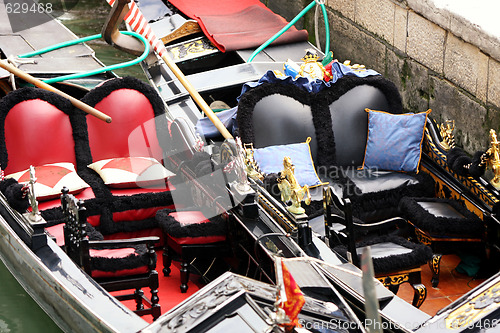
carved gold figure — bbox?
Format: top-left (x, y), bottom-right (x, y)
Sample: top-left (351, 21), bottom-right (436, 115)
top-left (486, 129), bottom-right (500, 189)
top-left (439, 120), bottom-right (455, 150)
top-left (242, 143), bottom-right (263, 181)
top-left (277, 156), bottom-right (311, 215)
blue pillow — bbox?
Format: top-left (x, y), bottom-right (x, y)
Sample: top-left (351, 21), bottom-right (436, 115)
top-left (253, 138), bottom-right (323, 187)
top-left (362, 109), bottom-right (431, 172)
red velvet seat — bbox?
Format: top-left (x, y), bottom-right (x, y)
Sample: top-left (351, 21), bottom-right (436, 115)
top-left (0, 87), bottom-right (96, 245)
top-left (78, 77), bottom-right (175, 235)
top-left (156, 209), bottom-right (227, 292)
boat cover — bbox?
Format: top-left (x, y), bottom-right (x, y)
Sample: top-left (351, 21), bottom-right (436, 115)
top-left (167, 0), bottom-right (308, 52)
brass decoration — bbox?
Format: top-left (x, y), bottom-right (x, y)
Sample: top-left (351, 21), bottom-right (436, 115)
top-left (161, 20), bottom-right (202, 45)
top-left (486, 129), bottom-right (500, 189)
top-left (439, 120), bottom-right (455, 150)
top-left (446, 281), bottom-right (500, 329)
top-left (422, 128), bottom-right (499, 208)
top-left (168, 38), bottom-right (217, 62)
top-left (257, 194), bottom-right (297, 233)
top-left (242, 143), bottom-right (263, 181)
top-left (298, 49), bottom-right (332, 81)
top-left (343, 60), bottom-right (367, 73)
top-left (277, 156), bottom-right (311, 215)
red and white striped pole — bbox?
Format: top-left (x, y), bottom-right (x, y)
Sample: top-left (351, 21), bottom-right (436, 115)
top-left (106, 0), bottom-right (233, 139)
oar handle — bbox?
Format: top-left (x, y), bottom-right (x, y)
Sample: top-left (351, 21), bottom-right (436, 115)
top-left (160, 54), bottom-right (233, 140)
top-left (0, 60), bottom-right (112, 123)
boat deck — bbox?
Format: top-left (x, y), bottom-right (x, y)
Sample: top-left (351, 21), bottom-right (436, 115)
top-left (397, 254), bottom-right (485, 316)
top-left (112, 249), bottom-right (486, 323)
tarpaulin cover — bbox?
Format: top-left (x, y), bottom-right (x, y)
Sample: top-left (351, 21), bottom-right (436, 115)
top-left (167, 0), bottom-right (309, 52)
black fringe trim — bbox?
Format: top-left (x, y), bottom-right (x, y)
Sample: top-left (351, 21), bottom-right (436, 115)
top-left (333, 234), bottom-right (432, 273)
top-left (156, 208), bottom-right (227, 238)
top-left (399, 197), bottom-right (484, 237)
top-left (90, 243), bottom-right (155, 272)
top-left (344, 171), bottom-right (436, 222)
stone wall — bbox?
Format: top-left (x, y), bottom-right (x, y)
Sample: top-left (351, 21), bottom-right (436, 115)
top-left (263, 0), bottom-right (500, 153)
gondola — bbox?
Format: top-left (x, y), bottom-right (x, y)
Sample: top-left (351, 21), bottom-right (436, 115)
top-left (0, 0), bottom-right (499, 332)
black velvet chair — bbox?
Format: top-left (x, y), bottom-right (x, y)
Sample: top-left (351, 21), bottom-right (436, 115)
top-left (156, 208), bottom-right (228, 293)
top-left (399, 197), bottom-right (485, 287)
top-left (61, 187), bottom-right (161, 320)
top-left (237, 75), bottom-right (435, 223)
top-left (324, 187), bottom-right (432, 308)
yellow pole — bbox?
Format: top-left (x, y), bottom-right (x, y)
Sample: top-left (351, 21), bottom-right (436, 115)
top-left (160, 54), bottom-right (233, 139)
top-left (0, 60), bottom-right (112, 123)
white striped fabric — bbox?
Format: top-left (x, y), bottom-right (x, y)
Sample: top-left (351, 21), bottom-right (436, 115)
top-left (106, 0), bottom-right (167, 57)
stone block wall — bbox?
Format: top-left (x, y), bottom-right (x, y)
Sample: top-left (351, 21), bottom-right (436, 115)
top-left (264, 0), bottom-right (500, 153)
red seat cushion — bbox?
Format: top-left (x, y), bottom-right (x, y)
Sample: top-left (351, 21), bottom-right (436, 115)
top-left (156, 209), bottom-right (227, 245)
top-left (89, 244), bottom-right (152, 278)
top-left (4, 98), bottom-right (76, 174)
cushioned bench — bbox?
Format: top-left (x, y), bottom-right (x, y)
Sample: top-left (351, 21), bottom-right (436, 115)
top-left (237, 75), bottom-right (435, 222)
top-left (0, 77), bottom-right (178, 242)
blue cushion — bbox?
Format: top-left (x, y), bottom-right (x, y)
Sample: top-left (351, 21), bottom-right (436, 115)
top-left (253, 138), bottom-right (323, 187)
top-left (362, 109), bottom-right (431, 172)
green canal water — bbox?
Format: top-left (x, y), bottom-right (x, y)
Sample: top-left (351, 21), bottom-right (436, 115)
top-left (0, 1), bottom-right (146, 331)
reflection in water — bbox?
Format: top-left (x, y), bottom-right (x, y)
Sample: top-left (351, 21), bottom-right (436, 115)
top-left (58, 0), bottom-right (148, 81)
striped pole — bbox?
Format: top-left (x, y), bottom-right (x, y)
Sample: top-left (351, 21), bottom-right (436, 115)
top-left (106, 0), bottom-right (233, 139)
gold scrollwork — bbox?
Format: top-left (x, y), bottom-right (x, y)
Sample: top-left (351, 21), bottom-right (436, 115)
top-left (413, 283), bottom-right (427, 308)
top-left (446, 281), bottom-right (500, 329)
top-left (429, 254), bottom-right (442, 275)
top-left (415, 229), bottom-right (432, 246)
top-left (378, 274), bottom-right (409, 287)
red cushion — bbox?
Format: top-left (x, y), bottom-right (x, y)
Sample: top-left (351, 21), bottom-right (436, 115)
top-left (89, 247), bottom-right (150, 278)
top-left (4, 99), bottom-right (76, 174)
top-left (170, 211), bottom-right (210, 225)
top-left (87, 205), bottom-right (174, 227)
top-left (37, 187), bottom-right (95, 211)
top-left (7, 163), bottom-right (89, 201)
top-left (168, 234), bottom-right (226, 245)
top-left (45, 224), bottom-right (65, 247)
top-left (166, 211), bottom-right (226, 244)
top-left (91, 266), bottom-right (149, 278)
top-left (88, 157), bottom-right (174, 188)
top-left (86, 89), bottom-right (163, 162)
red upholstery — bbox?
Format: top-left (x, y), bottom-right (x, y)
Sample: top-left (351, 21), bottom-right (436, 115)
top-left (163, 211), bottom-right (227, 244)
top-left (86, 89), bottom-right (164, 163)
top-left (92, 266), bottom-right (150, 278)
top-left (170, 211), bottom-right (209, 225)
top-left (169, 235), bottom-right (226, 245)
top-left (38, 187), bottom-right (95, 211)
top-left (4, 99), bottom-right (76, 174)
top-left (86, 204), bottom-right (175, 227)
top-left (46, 224), bottom-right (65, 247)
top-left (104, 227), bottom-right (164, 245)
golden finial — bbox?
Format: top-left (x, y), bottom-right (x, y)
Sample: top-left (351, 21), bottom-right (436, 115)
top-left (439, 120), bottom-right (455, 151)
top-left (486, 129), bottom-right (500, 189)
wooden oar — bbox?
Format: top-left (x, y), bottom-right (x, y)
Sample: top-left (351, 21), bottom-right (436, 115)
top-left (0, 60), bottom-right (112, 123)
top-left (160, 53), bottom-right (233, 139)
top-left (103, 0), bottom-right (232, 139)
